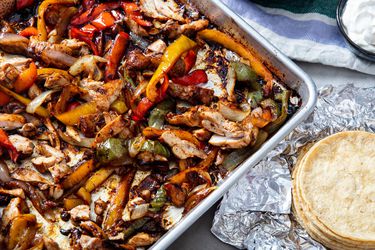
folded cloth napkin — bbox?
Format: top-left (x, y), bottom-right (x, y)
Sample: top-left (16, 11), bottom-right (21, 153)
top-left (221, 0), bottom-right (375, 75)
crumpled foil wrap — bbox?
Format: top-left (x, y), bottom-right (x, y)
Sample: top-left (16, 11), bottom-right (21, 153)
top-left (211, 85), bottom-right (375, 249)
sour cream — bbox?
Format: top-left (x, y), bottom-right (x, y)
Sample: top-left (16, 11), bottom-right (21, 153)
top-left (342, 0), bottom-right (375, 53)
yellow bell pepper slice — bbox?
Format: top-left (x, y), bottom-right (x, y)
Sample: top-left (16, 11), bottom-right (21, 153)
top-left (103, 170), bottom-right (135, 232)
top-left (146, 35), bottom-right (197, 102)
top-left (110, 99), bottom-right (128, 114)
top-left (55, 101), bottom-right (97, 125)
top-left (38, 0), bottom-right (78, 41)
top-left (37, 68), bottom-right (72, 79)
top-left (77, 167), bottom-right (115, 203)
top-left (62, 159), bottom-right (95, 189)
top-left (198, 29), bottom-right (274, 88)
top-left (0, 84), bottom-right (49, 117)
top-left (7, 214), bottom-right (37, 250)
top-left (63, 197), bottom-right (84, 210)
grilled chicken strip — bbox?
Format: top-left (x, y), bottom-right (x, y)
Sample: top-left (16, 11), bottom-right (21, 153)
top-left (199, 109), bottom-right (244, 138)
top-left (168, 19), bottom-right (209, 38)
top-left (0, 33), bottom-right (29, 55)
top-left (168, 82), bottom-right (214, 105)
top-left (167, 106), bottom-right (245, 138)
top-left (8, 134), bottom-right (34, 155)
top-left (160, 131), bottom-right (207, 159)
top-left (0, 113), bottom-right (25, 130)
top-left (140, 0), bottom-right (184, 22)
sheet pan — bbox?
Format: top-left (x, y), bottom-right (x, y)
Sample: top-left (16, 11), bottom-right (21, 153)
top-left (151, 1), bottom-right (317, 249)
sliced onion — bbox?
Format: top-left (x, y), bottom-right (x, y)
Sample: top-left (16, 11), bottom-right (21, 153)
top-left (0, 161), bottom-right (11, 182)
top-left (133, 80), bottom-right (148, 101)
top-left (226, 64), bottom-right (236, 102)
top-left (130, 203), bottom-right (149, 220)
top-left (26, 90), bottom-right (57, 114)
top-left (69, 55), bottom-right (107, 81)
top-left (57, 130), bottom-right (94, 148)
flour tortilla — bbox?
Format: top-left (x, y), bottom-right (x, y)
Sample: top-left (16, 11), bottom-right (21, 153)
top-left (292, 131), bottom-right (375, 249)
top-left (292, 151), bottom-right (374, 249)
top-left (292, 150), bottom-right (365, 250)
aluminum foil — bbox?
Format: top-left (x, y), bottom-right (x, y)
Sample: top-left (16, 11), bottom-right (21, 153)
top-left (211, 85), bottom-right (375, 249)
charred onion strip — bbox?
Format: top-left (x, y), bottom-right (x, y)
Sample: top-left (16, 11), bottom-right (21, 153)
top-left (184, 186), bottom-right (216, 213)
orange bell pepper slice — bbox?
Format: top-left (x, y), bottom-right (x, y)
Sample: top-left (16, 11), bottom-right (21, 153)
top-left (19, 26), bottom-right (38, 37)
top-left (55, 101), bottom-right (97, 125)
top-left (146, 35), bottom-right (197, 102)
top-left (168, 167), bottom-right (212, 185)
top-left (250, 108), bottom-right (272, 128)
top-left (142, 127), bottom-right (164, 138)
top-left (91, 12), bottom-right (116, 31)
top-left (13, 62), bottom-right (37, 93)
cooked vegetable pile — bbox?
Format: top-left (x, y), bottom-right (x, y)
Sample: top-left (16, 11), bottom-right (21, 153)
top-left (0, 0), bottom-right (300, 249)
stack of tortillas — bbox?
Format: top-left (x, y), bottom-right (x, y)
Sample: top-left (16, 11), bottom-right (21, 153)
top-left (292, 131), bottom-right (375, 250)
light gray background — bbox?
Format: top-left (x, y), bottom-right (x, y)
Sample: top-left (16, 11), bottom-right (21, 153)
top-left (168, 61), bottom-right (375, 250)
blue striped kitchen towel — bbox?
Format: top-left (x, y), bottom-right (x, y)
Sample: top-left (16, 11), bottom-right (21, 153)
top-left (221, 0), bottom-right (375, 75)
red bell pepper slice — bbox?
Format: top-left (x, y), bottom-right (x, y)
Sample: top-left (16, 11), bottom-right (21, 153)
top-left (122, 2), bottom-right (152, 27)
top-left (0, 92), bottom-right (11, 106)
top-left (105, 32), bottom-right (129, 81)
top-left (0, 129), bottom-right (19, 162)
top-left (172, 70), bottom-right (208, 86)
top-left (183, 50), bottom-right (197, 73)
top-left (132, 97), bottom-right (154, 122)
top-left (19, 27), bottom-right (38, 37)
top-left (71, 2), bottom-right (121, 26)
top-left (131, 75), bottom-right (169, 121)
top-left (16, 0), bottom-right (34, 10)
top-left (80, 24), bottom-right (97, 37)
top-left (91, 12), bottom-right (116, 31)
top-left (71, 27), bottom-right (100, 55)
